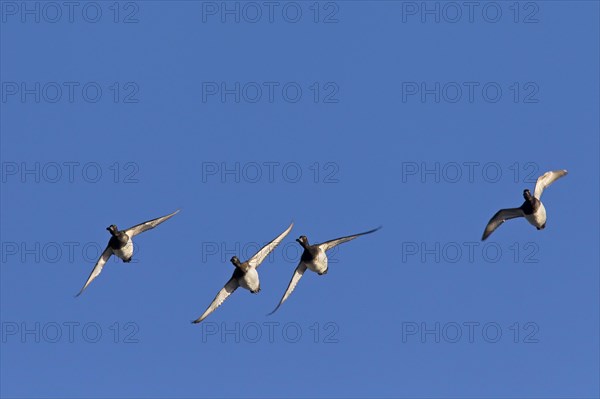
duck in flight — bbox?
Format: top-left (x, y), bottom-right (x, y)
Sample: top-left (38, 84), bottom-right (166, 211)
top-left (482, 170), bottom-right (567, 241)
top-left (269, 226), bottom-right (381, 315)
top-left (76, 209), bottom-right (180, 297)
top-left (192, 222), bottom-right (294, 324)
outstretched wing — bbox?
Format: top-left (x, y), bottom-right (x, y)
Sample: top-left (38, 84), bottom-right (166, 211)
top-left (268, 262), bottom-right (307, 315)
top-left (534, 170), bottom-right (568, 199)
top-left (248, 222), bottom-right (294, 269)
top-left (192, 277), bottom-right (239, 324)
top-left (481, 208), bottom-right (524, 241)
top-left (76, 245), bottom-right (113, 297)
top-left (124, 209), bottom-right (180, 237)
top-left (318, 226), bottom-right (382, 252)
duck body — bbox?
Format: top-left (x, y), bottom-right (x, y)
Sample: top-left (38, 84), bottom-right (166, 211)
top-left (521, 191), bottom-right (547, 229)
top-left (300, 245), bottom-right (328, 275)
top-left (236, 266), bottom-right (261, 293)
top-left (108, 230), bottom-right (133, 262)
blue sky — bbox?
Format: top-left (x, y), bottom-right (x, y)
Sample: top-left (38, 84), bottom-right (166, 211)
top-left (1, 1), bottom-right (598, 398)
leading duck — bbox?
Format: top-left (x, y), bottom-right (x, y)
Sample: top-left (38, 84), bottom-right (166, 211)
top-left (76, 209), bottom-right (179, 296)
top-left (482, 170), bottom-right (567, 240)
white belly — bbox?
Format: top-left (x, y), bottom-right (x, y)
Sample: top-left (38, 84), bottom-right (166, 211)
top-left (239, 268), bottom-right (260, 292)
top-left (306, 249), bottom-right (328, 274)
top-left (525, 202), bottom-right (547, 228)
top-left (113, 239), bottom-right (134, 261)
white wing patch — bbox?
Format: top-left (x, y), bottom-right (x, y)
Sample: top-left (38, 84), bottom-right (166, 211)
top-left (318, 226), bottom-right (381, 252)
top-left (248, 222), bottom-right (294, 269)
top-left (534, 170), bottom-right (568, 199)
top-left (192, 277), bottom-right (239, 324)
top-left (124, 209), bottom-right (180, 237)
top-left (268, 262), bottom-right (307, 315)
top-left (482, 208), bottom-right (525, 241)
top-left (76, 245), bottom-right (113, 297)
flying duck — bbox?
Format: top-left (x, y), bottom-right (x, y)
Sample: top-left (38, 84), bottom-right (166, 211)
top-left (268, 226), bottom-right (381, 315)
top-left (192, 222), bottom-right (294, 324)
top-left (76, 209), bottom-right (180, 296)
top-left (482, 170), bottom-right (568, 240)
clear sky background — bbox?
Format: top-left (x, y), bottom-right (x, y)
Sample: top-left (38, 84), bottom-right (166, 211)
top-left (1, 1), bottom-right (599, 398)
